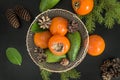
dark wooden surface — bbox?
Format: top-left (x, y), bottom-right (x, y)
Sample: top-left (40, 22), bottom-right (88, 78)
top-left (0, 0), bottom-right (120, 80)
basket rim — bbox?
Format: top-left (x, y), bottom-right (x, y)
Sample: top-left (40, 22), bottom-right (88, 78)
top-left (26, 8), bottom-right (89, 73)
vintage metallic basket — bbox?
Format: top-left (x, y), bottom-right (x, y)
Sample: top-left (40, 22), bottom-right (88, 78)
top-left (26, 9), bottom-right (89, 73)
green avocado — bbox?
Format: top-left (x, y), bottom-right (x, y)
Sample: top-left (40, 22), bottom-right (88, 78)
top-left (45, 49), bottom-right (66, 63)
top-left (67, 31), bottom-right (81, 61)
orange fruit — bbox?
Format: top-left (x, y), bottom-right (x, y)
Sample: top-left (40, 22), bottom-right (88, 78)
top-left (48, 35), bottom-right (70, 56)
top-left (88, 35), bottom-right (105, 56)
top-left (72, 0), bottom-right (94, 15)
top-left (50, 17), bottom-right (68, 36)
top-left (34, 31), bottom-right (52, 49)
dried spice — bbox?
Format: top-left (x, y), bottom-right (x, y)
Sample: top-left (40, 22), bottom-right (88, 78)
top-left (34, 47), bottom-right (46, 62)
top-left (100, 58), bottom-right (120, 80)
top-left (14, 5), bottom-right (31, 21)
top-left (38, 16), bottom-right (51, 29)
top-left (68, 21), bottom-right (79, 33)
top-left (6, 9), bottom-right (20, 28)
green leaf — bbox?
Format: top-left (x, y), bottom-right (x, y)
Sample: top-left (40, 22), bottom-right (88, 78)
top-left (6, 47), bottom-right (22, 66)
top-left (39, 0), bottom-right (60, 12)
top-left (31, 22), bottom-right (47, 33)
top-left (60, 69), bottom-right (80, 80)
top-left (41, 69), bottom-right (52, 80)
top-left (45, 49), bottom-right (66, 63)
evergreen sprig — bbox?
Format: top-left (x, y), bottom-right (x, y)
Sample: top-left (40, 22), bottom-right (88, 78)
top-left (40, 69), bottom-right (52, 80)
top-left (79, 0), bottom-right (120, 33)
top-left (40, 69), bottom-right (80, 80)
top-left (60, 69), bottom-right (80, 80)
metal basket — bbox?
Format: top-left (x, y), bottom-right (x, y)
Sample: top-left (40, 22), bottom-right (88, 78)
top-left (26, 9), bottom-right (89, 73)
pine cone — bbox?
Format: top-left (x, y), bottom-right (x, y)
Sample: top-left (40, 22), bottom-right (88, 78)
top-left (37, 53), bottom-right (46, 62)
top-left (100, 58), bottom-right (120, 80)
top-left (38, 16), bottom-right (51, 29)
top-left (68, 20), bottom-right (79, 33)
top-left (34, 47), bottom-right (46, 62)
top-left (6, 9), bottom-right (20, 28)
top-left (100, 59), bottom-right (111, 72)
top-left (34, 47), bottom-right (44, 53)
top-left (111, 58), bottom-right (120, 78)
top-left (14, 5), bottom-right (31, 21)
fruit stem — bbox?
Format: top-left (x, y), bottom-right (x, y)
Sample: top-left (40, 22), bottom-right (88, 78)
top-left (74, 1), bottom-right (80, 9)
top-left (52, 43), bottom-right (64, 52)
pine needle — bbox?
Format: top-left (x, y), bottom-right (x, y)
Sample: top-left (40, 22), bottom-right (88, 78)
top-left (85, 13), bottom-right (96, 33)
top-left (60, 69), bottom-right (80, 80)
top-left (40, 69), bottom-right (52, 80)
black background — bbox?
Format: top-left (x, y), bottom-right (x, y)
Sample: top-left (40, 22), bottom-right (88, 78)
top-left (0, 0), bottom-right (120, 80)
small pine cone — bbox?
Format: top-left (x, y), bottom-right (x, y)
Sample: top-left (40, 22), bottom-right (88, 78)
top-left (38, 16), bottom-right (51, 29)
top-left (34, 47), bottom-right (46, 62)
top-left (34, 47), bottom-right (44, 54)
top-left (37, 53), bottom-right (46, 62)
top-left (60, 58), bottom-right (69, 66)
top-left (68, 20), bottom-right (79, 33)
top-left (6, 9), bottom-right (20, 28)
top-left (14, 5), bottom-right (31, 21)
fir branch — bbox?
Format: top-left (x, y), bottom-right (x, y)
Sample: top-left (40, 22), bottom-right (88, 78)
top-left (84, 13), bottom-right (96, 33)
top-left (60, 69), bottom-right (80, 80)
top-left (104, 11), bottom-right (115, 29)
top-left (103, 0), bottom-right (117, 29)
top-left (93, 6), bottom-right (104, 24)
top-left (112, 3), bottom-right (120, 24)
top-left (40, 69), bottom-right (52, 80)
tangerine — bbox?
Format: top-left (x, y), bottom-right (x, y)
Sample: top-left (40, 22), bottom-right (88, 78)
top-left (88, 35), bottom-right (105, 56)
top-left (50, 17), bottom-right (68, 36)
top-left (34, 31), bottom-right (52, 49)
top-left (48, 35), bottom-right (70, 56)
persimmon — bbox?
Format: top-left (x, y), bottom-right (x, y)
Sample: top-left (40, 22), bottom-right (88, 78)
top-left (34, 31), bottom-right (52, 49)
top-left (50, 17), bottom-right (68, 36)
top-left (72, 0), bottom-right (94, 15)
top-left (48, 35), bottom-right (70, 56)
top-left (88, 35), bottom-right (105, 56)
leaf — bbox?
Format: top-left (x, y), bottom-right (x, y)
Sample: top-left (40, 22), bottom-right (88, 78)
top-left (60, 69), bottom-right (80, 80)
top-left (39, 0), bottom-right (60, 12)
top-left (40, 69), bottom-right (52, 80)
top-left (31, 22), bottom-right (47, 33)
top-left (45, 49), bottom-right (66, 63)
top-left (6, 47), bottom-right (22, 66)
